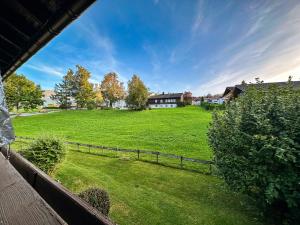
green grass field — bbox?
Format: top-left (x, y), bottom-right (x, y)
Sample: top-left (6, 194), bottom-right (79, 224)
top-left (13, 106), bottom-right (212, 159)
top-left (12, 107), bottom-right (264, 225)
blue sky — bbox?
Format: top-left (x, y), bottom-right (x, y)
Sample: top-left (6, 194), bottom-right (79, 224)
top-left (17, 0), bottom-right (300, 95)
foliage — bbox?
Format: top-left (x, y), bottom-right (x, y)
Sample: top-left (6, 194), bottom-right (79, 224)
top-left (201, 102), bottom-right (225, 110)
top-left (126, 75), bottom-right (149, 110)
top-left (100, 72), bottom-right (125, 107)
top-left (4, 73), bottom-right (43, 111)
top-left (94, 84), bottom-right (104, 108)
top-left (183, 91), bottom-right (193, 105)
top-left (208, 79), bottom-right (300, 224)
top-left (22, 135), bottom-right (66, 174)
top-left (73, 65), bottom-right (95, 108)
top-left (52, 69), bottom-right (75, 109)
top-left (79, 188), bottom-right (110, 216)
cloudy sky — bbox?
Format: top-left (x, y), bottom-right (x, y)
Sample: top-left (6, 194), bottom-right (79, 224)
top-left (17, 0), bottom-right (300, 95)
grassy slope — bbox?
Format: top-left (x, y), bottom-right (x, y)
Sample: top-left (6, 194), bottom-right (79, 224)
top-left (13, 106), bottom-right (212, 159)
top-left (13, 107), bottom-right (264, 225)
top-left (54, 151), bottom-right (262, 225)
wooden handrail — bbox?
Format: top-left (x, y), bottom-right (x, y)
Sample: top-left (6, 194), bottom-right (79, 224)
top-left (0, 148), bottom-right (114, 225)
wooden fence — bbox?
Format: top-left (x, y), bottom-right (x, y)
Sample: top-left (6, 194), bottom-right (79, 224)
top-left (14, 136), bottom-right (214, 174)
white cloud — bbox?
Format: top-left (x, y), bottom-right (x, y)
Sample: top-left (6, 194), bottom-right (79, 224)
top-left (192, 2), bottom-right (300, 95)
top-left (25, 63), bottom-right (64, 77)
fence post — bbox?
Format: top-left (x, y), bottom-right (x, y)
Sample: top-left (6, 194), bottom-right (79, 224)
top-left (180, 156), bottom-right (183, 168)
top-left (137, 150), bottom-right (140, 160)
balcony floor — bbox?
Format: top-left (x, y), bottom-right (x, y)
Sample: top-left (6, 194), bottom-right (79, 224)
top-left (0, 152), bottom-right (66, 225)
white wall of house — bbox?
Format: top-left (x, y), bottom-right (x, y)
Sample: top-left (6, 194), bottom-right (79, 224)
top-left (208, 98), bottom-right (224, 104)
top-left (149, 104), bottom-right (177, 109)
top-left (112, 100), bottom-right (127, 109)
top-left (192, 100), bottom-right (201, 105)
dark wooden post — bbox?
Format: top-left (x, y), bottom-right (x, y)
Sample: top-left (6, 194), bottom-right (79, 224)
top-left (180, 156), bottom-right (183, 168)
top-left (88, 145), bottom-right (91, 153)
top-left (137, 150), bottom-right (140, 160)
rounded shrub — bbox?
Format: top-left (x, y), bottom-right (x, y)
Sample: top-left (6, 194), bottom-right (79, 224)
top-left (208, 79), bottom-right (300, 224)
top-left (22, 135), bottom-right (66, 174)
top-left (78, 188), bottom-right (110, 216)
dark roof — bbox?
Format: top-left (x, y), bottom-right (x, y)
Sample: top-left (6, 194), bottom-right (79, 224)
top-left (235, 81), bottom-right (300, 92)
top-left (149, 93), bottom-right (183, 99)
top-left (0, 0), bottom-right (95, 80)
top-left (223, 81), bottom-right (300, 97)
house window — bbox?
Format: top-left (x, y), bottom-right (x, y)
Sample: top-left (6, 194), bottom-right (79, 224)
top-left (155, 99), bottom-right (157, 103)
top-left (160, 100), bottom-right (163, 103)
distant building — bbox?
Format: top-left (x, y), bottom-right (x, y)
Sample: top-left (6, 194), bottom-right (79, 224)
top-left (42, 90), bottom-right (58, 107)
top-left (223, 81), bottom-right (300, 101)
top-left (192, 97), bottom-right (201, 105)
top-left (112, 100), bottom-right (127, 109)
top-left (148, 92), bottom-right (184, 108)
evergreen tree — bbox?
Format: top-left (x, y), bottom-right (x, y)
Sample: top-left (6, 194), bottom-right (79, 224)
top-left (52, 69), bottom-right (75, 109)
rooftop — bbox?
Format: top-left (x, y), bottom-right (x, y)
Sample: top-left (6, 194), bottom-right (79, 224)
top-left (148, 93), bottom-right (183, 99)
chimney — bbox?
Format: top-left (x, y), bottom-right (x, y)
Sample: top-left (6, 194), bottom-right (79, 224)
top-left (162, 92), bottom-right (165, 95)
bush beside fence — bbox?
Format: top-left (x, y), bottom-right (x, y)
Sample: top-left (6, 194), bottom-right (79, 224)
top-left (12, 136), bottom-right (214, 174)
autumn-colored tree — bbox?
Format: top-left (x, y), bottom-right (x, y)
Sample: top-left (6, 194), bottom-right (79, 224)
top-left (4, 73), bottom-right (43, 111)
top-left (100, 72), bottom-right (125, 107)
top-left (73, 65), bottom-right (95, 108)
top-left (52, 69), bottom-right (75, 108)
top-left (126, 75), bottom-right (148, 110)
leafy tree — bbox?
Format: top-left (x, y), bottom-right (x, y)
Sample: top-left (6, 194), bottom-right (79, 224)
top-left (52, 69), bottom-right (75, 109)
top-left (73, 65), bottom-right (95, 108)
top-left (183, 91), bottom-right (193, 105)
top-left (4, 73), bottom-right (43, 111)
top-left (95, 90), bottom-right (104, 107)
top-left (208, 78), bottom-right (300, 224)
top-left (126, 75), bottom-right (148, 110)
top-left (100, 72), bottom-right (125, 107)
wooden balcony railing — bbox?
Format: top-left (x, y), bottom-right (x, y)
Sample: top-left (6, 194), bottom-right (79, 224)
top-left (0, 148), bottom-right (114, 225)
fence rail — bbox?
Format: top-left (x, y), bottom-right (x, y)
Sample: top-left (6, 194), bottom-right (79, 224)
top-left (14, 136), bottom-right (214, 173)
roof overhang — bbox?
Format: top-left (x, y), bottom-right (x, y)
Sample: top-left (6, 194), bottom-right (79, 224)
top-left (0, 0), bottom-right (96, 80)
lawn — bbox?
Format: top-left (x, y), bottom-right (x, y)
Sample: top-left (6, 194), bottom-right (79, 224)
top-left (12, 106), bottom-right (264, 225)
top-left (54, 150), bottom-right (263, 225)
top-left (12, 106), bottom-right (212, 159)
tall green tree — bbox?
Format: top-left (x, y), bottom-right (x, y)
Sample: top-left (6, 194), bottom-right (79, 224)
top-left (73, 65), bottom-right (95, 108)
top-left (126, 75), bottom-right (148, 110)
top-left (100, 72), bottom-right (125, 107)
top-left (52, 69), bottom-right (75, 108)
top-left (4, 73), bottom-right (43, 111)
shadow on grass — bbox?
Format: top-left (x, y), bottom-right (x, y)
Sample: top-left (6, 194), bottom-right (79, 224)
top-left (68, 149), bottom-right (215, 175)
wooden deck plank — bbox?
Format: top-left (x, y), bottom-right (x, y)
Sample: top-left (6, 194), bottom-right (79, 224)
top-left (0, 153), bottom-right (66, 225)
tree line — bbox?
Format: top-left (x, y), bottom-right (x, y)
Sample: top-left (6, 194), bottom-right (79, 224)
top-left (4, 65), bottom-right (149, 111)
top-left (52, 65), bottom-right (149, 110)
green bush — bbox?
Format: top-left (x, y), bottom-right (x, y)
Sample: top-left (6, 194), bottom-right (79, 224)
top-left (87, 100), bottom-right (96, 110)
top-left (79, 188), bottom-right (110, 216)
top-left (201, 102), bottom-right (225, 110)
top-left (208, 79), bottom-right (300, 224)
top-left (22, 135), bottom-right (66, 174)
